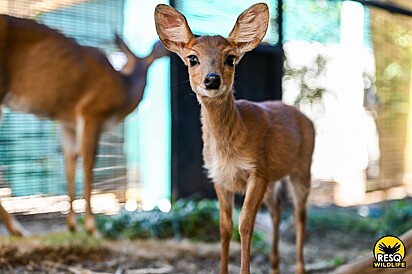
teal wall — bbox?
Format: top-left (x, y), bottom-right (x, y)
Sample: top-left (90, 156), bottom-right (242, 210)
top-left (123, 0), bottom-right (171, 207)
top-left (0, 110), bottom-right (64, 196)
top-left (283, 0), bottom-right (372, 48)
top-left (174, 0), bottom-right (279, 45)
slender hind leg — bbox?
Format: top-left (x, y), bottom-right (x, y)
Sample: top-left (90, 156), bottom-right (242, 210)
top-left (264, 182), bottom-right (282, 274)
top-left (61, 124), bottom-right (78, 232)
top-left (80, 117), bottom-right (101, 235)
top-left (289, 172), bottom-right (310, 274)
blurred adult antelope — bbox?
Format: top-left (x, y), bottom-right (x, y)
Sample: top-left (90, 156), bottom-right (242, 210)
top-left (0, 15), bottom-right (168, 236)
top-left (155, 3), bottom-right (315, 274)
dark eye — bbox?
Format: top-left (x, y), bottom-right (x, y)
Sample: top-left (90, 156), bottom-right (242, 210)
top-left (225, 55), bottom-right (236, 67)
top-left (188, 55), bottom-right (199, 67)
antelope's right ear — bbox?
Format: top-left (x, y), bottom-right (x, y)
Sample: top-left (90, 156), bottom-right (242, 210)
top-left (154, 4), bottom-right (194, 59)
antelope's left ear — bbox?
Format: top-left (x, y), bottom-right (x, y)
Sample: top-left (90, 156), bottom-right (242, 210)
top-left (228, 3), bottom-right (269, 53)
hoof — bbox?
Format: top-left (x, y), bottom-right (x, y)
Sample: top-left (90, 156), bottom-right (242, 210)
top-left (295, 264), bottom-right (305, 274)
top-left (85, 215), bottom-right (96, 235)
top-left (67, 211), bottom-right (77, 232)
top-left (10, 221), bottom-right (30, 237)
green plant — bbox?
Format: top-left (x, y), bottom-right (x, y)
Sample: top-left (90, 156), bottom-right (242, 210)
top-left (307, 199), bottom-right (412, 238)
top-left (96, 199), bottom-right (221, 241)
top-left (333, 256), bottom-right (343, 267)
top-left (283, 54), bottom-right (328, 107)
top-left (307, 207), bottom-right (380, 234)
top-left (95, 198), bottom-right (270, 252)
top-left (378, 200), bottom-right (412, 236)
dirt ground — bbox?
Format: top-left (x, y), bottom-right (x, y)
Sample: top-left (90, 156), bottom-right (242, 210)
top-left (0, 209), bottom-right (375, 274)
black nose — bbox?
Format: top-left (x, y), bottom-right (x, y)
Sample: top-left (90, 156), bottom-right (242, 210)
top-left (204, 73), bottom-right (221, 90)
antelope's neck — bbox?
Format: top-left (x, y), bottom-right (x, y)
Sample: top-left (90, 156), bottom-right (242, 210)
top-left (199, 92), bottom-right (245, 148)
top-left (122, 67), bottom-right (148, 117)
top-left (199, 92), bottom-right (254, 189)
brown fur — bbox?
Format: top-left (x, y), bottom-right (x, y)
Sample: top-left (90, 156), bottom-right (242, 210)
top-left (155, 3), bottom-right (315, 274)
top-left (0, 14), bottom-right (168, 236)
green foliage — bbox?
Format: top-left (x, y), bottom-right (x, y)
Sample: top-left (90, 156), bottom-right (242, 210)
top-left (96, 199), bottom-right (220, 241)
top-left (95, 199), bottom-right (270, 252)
top-left (96, 198), bottom-right (412, 253)
top-left (308, 207), bottom-right (380, 234)
top-left (333, 256), bottom-right (343, 267)
top-left (283, 54), bottom-right (328, 108)
top-left (308, 199), bottom-right (412, 237)
top-left (378, 200), bottom-right (412, 236)
top-left (41, 231), bottom-right (103, 248)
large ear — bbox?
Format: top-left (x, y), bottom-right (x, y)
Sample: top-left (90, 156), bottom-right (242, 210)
top-left (154, 4), bottom-right (194, 59)
top-left (228, 3), bottom-right (269, 53)
top-left (114, 34), bottom-right (137, 75)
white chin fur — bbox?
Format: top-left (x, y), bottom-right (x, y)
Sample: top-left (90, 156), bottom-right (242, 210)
top-left (196, 86), bottom-right (227, 98)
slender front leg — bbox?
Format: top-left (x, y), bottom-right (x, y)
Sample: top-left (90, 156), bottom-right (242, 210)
top-left (263, 184), bottom-right (282, 274)
top-left (214, 183), bottom-right (234, 274)
top-left (80, 118), bottom-right (101, 235)
top-left (61, 124), bottom-right (78, 232)
top-left (0, 202), bottom-right (28, 236)
top-left (239, 175), bottom-right (267, 274)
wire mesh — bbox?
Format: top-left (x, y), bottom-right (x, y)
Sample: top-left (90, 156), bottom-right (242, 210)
top-left (282, 0), bottom-right (412, 205)
top-left (369, 4), bottom-right (412, 193)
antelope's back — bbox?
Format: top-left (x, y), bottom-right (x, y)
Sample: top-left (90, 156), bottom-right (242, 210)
top-left (0, 15), bottom-right (124, 122)
top-left (236, 99), bottom-right (315, 180)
